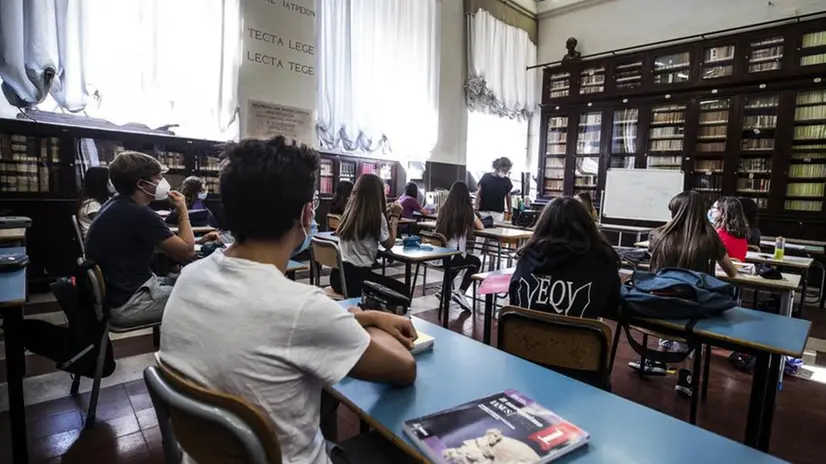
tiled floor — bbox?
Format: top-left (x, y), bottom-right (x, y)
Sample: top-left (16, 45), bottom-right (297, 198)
top-left (3, 266), bottom-right (826, 463)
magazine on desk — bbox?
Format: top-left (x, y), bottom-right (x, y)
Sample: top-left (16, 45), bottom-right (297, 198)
top-left (404, 390), bottom-right (589, 463)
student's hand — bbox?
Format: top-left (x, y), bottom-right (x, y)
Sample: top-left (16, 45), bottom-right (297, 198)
top-left (368, 311), bottom-right (418, 349)
top-left (168, 191), bottom-right (187, 212)
top-left (388, 202), bottom-right (403, 217)
top-left (347, 306), bottom-right (363, 314)
top-left (199, 231), bottom-right (220, 243)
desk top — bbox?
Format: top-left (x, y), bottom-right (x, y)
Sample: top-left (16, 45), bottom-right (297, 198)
top-left (760, 239), bottom-right (824, 255)
top-left (634, 241), bottom-right (812, 272)
top-left (314, 232), bottom-right (459, 262)
top-left (598, 223), bottom-right (654, 233)
top-left (763, 235), bottom-right (826, 248)
top-left (170, 226), bottom-right (218, 235)
top-left (475, 227), bottom-right (533, 241)
top-left (332, 300), bottom-right (780, 463)
top-left (471, 267), bottom-right (516, 281)
top-left (417, 221), bottom-right (437, 230)
top-left (0, 247), bottom-right (27, 308)
top-left (286, 260), bottom-right (309, 273)
top-left (0, 228), bottom-right (26, 242)
top-left (639, 308), bottom-right (811, 358)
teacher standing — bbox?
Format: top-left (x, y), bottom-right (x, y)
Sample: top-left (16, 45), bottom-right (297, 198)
top-left (475, 157), bottom-right (513, 222)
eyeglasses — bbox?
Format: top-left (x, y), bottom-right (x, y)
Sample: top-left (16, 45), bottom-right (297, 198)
top-left (312, 190), bottom-right (320, 210)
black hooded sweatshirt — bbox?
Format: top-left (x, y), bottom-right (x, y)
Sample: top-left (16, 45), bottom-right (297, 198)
top-left (508, 244), bottom-right (621, 319)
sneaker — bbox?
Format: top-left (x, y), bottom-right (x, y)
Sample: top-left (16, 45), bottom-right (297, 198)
top-left (628, 359), bottom-right (667, 375)
top-left (452, 290), bottom-right (472, 312)
top-left (675, 368), bottom-right (693, 397)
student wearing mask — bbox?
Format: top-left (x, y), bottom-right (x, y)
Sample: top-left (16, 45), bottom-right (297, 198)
top-left (398, 182), bottom-right (429, 219)
top-left (475, 157), bottom-right (513, 222)
top-left (509, 197), bottom-right (621, 319)
top-left (710, 197), bottom-right (750, 262)
top-left (435, 181), bottom-right (484, 310)
top-left (86, 152), bottom-right (210, 327)
top-left (329, 180), bottom-right (354, 215)
top-left (76, 166), bottom-right (113, 239)
top-left (332, 174), bottom-right (408, 297)
top-left (631, 191), bottom-right (737, 397)
top-left (178, 176), bottom-right (219, 228)
top-left (159, 136), bottom-right (416, 464)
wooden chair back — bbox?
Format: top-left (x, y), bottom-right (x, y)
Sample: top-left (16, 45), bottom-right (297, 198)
top-left (153, 358), bottom-right (282, 464)
top-left (327, 214), bottom-right (342, 231)
top-left (497, 306), bottom-right (613, 389)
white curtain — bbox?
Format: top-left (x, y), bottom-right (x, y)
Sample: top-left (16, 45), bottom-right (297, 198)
top-left (467, 109), bottom-right (528, 184)
top-left (466, 9), bottom-right (537, 120)
top-left (317, 0), bottom-right (440, 158)
top-left (0, 0), bottom-right (240, 140)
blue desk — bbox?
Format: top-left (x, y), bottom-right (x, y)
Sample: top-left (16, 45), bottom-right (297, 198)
top-left (314, 233), bottom-right (459, 327)
top-left (0, 246), bottom-right (28, 463)
top-left (331, 299), bottom-right (780, 463)
top-left (286, 260), bottom-right (309, 281)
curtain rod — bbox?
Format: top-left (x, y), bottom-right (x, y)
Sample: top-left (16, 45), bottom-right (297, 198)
top-left (500, 0), bottom-right (536, 20)
top-left (528, 10), bottom-right (826, 70)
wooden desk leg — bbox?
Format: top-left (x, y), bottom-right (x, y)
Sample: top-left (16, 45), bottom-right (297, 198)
top-left (4, 305), bottom-right (29, 464)
top-left (483, 294), bottom-right (493, 345)
top-left (744, 352), bottom-right (770, 449)
top-left (757, 353), bottom-right (782, 452)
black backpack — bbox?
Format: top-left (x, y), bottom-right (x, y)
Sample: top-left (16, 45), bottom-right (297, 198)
top-left (21, 261), bottom-right (115, 378)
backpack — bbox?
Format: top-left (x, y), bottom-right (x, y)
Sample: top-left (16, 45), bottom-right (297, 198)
top-left (20, 262), bottom-right (115, 378)
top-left (618, 268), bottom-right (737, 364)
top-left (619, 267), bottom-right (736, 320)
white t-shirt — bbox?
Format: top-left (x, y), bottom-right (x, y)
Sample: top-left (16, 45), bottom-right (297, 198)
top-left (78, 198), bottom-right (102, 238)
top-left (339, 215), bottom-right (390, 267)
top-left (159, 250), bottom-right (371, 464)
top-left (446, 235), bottom-right (467, 253)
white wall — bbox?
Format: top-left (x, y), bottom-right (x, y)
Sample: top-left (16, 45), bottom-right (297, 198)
top-left (430, 0), bottom-right (468, 165)
top-left (538, 0), bottom-right (826, 63)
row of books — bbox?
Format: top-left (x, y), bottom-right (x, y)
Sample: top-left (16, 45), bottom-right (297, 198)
top-left (695, 159), bottom-right (723, 171)
top-left (786, 199), bottom-right (822, 211)
top-left (698, 126), bottom-right (727, 138)
top-left (789, 163), bottom-right (826, 178)
top-left (742, 139), bottom-right (775, 151)
top-left (795, 104), bottom-right (826, 121)
top-left (740, 158), bottom-right (772, 172)
top-left (697, 141), bottom-right (727, 152)
top-left (650, 111), bottom-right (685, 124)
top-left (0, 163), bottom-right (52, 193)
top-left (797, 90), bottom-right (826, 106)
top-left (649, 140), bottom-right (684, 151)
top-left (787, 182), bottom-right (825, 197)
top-left (699, 110), bottom-right (729, 123)
top-left (703, 64), bottom-right (734, 79)
top-left (801, 53), bottom-right (826, 67)
top-left (794, 124), bottom-right (826, 140)
top-left (649, 127), bottom-right (685, 138)
top-left (743, 115), bottom-right (777, 129)
top-left (738, 178), bottom-right (770, 192)
top-left (0, 135), bottom-right (61, 163)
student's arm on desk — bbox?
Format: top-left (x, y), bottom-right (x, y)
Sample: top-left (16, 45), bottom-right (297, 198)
top-left (472, 216), bottom-right (484, 231)
top-left (350, 309), bottom-right (417, 386)
top-left (718, 254), bottom-right (738, 278)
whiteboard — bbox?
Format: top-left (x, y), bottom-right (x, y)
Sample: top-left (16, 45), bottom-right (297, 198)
top-left (602, 169), bottom-right (684, 222)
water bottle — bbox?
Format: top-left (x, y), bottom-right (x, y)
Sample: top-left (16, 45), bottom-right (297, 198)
top-left (774, 236), bottom-right (785, 260)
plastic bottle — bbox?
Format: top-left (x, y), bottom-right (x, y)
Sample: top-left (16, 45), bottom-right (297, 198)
top-left (774, 236), bottom-right (785, 260)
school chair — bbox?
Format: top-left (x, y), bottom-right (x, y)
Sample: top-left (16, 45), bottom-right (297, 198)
top-left (71, 260), bottom-right (161, 429)
top-left (145, 361), bottom-right (282, 464)
top-left (310, 237), bottom-right (348, 300)
top-left (327, 214), bottom-right (342, 231)
top-left (498, 306), bottom-right (614, 390)
top-left (71, 215), bottom-right (85, 257)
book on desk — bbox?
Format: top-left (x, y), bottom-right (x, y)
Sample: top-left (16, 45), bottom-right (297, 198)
top-left (404, 389), bottom-right (589, 463)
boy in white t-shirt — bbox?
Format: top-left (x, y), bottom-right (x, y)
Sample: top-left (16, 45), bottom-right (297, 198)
top-left (159, 136), bottom-right (417, 464)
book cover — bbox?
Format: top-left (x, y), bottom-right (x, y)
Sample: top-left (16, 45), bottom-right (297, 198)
top-left (404, 390), bottom-right (589, 464)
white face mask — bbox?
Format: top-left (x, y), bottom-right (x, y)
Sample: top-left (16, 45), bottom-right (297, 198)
top-left (197, 191), bottom-right (208, 200)
top-left (497, 171), bottom-right (508, 178)
top-left (139, 178), bottom-right (171, 201)
top-left (107, 180), bottom-right (116, 194)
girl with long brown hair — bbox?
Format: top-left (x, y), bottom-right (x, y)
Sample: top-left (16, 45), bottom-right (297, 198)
top-left (435, 181), bottom-right (484, 310)
top-left (509, 196), bottom-right (620, 319)
top-left (709, 196), bottom-right (750, 262)
top-left (332, 174), bottom-right (407, 297)
top-left (636, 190), bottom-right (737, 396)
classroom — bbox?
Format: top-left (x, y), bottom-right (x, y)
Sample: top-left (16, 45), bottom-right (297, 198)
top-left (1, 1), bottom-right (826, 463)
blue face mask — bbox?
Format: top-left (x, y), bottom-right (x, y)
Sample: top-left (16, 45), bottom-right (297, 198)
top-left (197, 191), bottom-right (208, 200)
top-left (291, 218), bottom-right (317, 258)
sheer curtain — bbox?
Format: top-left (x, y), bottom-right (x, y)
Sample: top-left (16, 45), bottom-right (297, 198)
top-left (0, 0), bottom-right (240, 140)
top-left (317, 0), bottom-right (440, 158)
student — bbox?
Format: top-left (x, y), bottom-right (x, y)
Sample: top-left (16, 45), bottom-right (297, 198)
top-left (435, 181), bottom-right (484, 310)
top-left (739, 197), bottom-right (762, 249)
top-left (85, 152), bottom-right (212, 327)
top-left (331, 174), bottom-right (409, 297)
top-left (711, 197), bottom-right (750, 262)
top-left (76, 166), bottom-right (112, 239)
top-left (159, 136), bottom-right (416, 464)
top-left (179, 176), bottom-right (219, 228)
top-left (575, 191), bottom-right (599, 222)
top-left (475, 157), bottom-right (513, 222)
top-left (509, 197), bottom-right (621, 319)
top-left (632, 191), bottom-right (737, 396)
top-left (398, 182), bottom-right (429, 219)
top-left (329, 180), bottom-right (353, 215)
